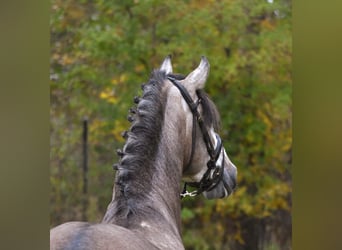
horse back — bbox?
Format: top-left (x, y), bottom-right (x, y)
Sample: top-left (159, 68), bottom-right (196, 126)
top-left (50, 221), bottom-right (157, 250)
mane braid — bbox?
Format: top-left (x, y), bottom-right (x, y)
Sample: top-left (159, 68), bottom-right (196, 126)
top-left (109, 70), bottom-right (168, 226)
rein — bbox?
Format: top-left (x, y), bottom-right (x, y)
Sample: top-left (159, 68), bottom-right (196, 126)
top-left (167, 76), bottom-right (225, 198)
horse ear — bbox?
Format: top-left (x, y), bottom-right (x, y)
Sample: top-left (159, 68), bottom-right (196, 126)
top-left (159, 55), bottom-right (173, 74)
top-left (180, 56), bottom-right (210, 91)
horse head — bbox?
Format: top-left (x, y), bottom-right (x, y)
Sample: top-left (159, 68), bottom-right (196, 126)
top-left (160, 56), bottom-right (237, 199)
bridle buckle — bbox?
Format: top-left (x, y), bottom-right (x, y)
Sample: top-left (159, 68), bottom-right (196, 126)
top-left (180, 190), bottom-right (198, 198)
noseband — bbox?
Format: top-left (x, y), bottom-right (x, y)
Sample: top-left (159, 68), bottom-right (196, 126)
top-left (167, 76), bottom-right (225, 198)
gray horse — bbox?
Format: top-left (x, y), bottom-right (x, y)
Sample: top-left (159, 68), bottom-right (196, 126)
top-left (50, 56), bottom-right (237, 250)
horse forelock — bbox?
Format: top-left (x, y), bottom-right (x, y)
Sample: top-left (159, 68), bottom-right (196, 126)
top-left (196, 89), bottom-right (221, 131)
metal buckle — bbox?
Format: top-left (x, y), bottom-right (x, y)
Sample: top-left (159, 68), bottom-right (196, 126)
top-left (180, 190), bottom-right (198, 198)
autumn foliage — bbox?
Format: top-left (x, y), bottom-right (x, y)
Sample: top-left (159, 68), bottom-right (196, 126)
top-left (50, 1), bottom-right (291, 249)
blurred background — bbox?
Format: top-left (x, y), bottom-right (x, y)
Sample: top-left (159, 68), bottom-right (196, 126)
top-left (50, 0), bottom-right (291, 249)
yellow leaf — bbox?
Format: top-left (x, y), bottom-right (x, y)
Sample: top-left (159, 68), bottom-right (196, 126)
top-left (99, 87), bottom-right (118, 104)
top-left (100, 91), bottom-right (109, 99)
top-left (261, 19), bottom-right (275, 30)
top-left (119, 74), bottom-right (127, 82)
top-left (134, 64), bottom-right (144, 73)
top-left (111, 78), bottom-right (118, 85)
top-left (112, 120), bottom-right (128, 143)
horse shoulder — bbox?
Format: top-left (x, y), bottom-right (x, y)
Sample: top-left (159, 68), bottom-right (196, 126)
top-left (50, 222), bottom-right (158, 250)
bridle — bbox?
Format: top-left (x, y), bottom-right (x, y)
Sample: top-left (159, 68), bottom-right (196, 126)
top-left (167, 76), bottom-right (225, 198)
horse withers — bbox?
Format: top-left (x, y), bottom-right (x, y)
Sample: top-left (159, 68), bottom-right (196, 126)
top-left (50, 56), bottom-right (237, 250)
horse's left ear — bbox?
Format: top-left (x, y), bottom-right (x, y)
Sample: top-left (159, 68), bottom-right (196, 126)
top-left (160, 55), bottom-right (173, 74)
top-left (180, 56), bottom-right (210, 92)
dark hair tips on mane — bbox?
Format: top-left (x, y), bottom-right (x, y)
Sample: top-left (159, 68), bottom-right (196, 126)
top-left (115, 70), bottom-right (167, 195)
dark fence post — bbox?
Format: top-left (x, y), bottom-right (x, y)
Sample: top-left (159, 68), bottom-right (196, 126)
top-left (82, 117), bottom-right (88, 221)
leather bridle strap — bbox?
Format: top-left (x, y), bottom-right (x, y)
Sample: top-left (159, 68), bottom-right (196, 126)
top-left (167, 76), bottom-right (224, 198)
top-left (167, 77), bottom-right (215, 159)
top-left (167, 77), bottom-right (200, 169)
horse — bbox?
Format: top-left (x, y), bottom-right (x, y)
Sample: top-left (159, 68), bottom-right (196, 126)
top-left (50, 56), bottom-right (237, 250)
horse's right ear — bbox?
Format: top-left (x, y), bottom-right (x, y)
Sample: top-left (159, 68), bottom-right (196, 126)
top-left (180, 56), bottom-right (210, 94)
top-left (160, 55), bottom-right (173, 74)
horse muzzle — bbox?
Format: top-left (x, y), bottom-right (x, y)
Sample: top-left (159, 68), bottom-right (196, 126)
top-left (203, 163), bottom-right (237, 199)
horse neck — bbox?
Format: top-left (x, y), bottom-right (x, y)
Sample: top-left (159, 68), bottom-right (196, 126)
top-left (102, 83), bottom-right (189, 237)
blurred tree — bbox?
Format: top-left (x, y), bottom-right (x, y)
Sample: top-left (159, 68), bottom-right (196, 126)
top-left (50, 0), bottom-right (291, 249)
